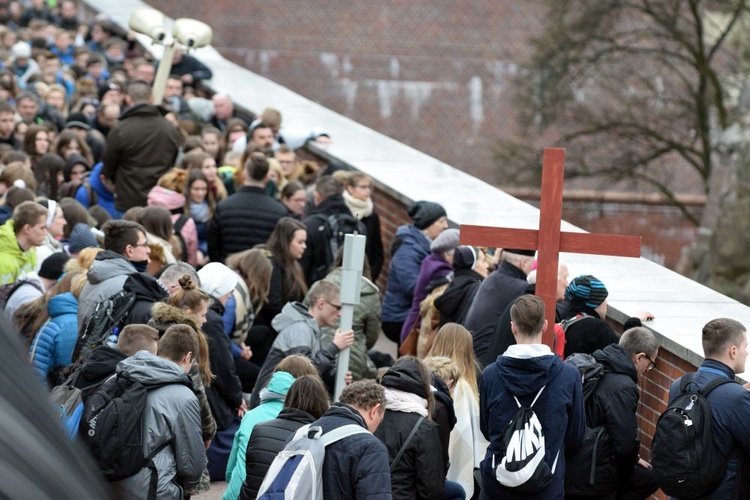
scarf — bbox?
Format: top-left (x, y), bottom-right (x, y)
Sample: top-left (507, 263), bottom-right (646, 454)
top-left (189, 201), bottom-right (210, 223)
top-left (384, 387), bottom-right (428, 417)
top-left (343, 190), bottom-right (373, 220)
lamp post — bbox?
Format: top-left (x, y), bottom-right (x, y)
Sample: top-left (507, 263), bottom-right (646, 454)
top-left (128, 9), bottom-right (212, 105)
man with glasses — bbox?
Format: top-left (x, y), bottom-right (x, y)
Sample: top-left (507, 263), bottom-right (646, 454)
top-left (565, 326), bottom-right (660, 499)
top-left (248, 281), bottom-right (354, 408)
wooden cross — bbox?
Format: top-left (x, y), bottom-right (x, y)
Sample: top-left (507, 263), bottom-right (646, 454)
top-left (460, 148), bottom-right (641, 348)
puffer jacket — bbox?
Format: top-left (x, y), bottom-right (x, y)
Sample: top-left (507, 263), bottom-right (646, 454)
top-left (375, 360), bottom-right (445, 500)
top-left (77, 250), bottom-right (136, 326)
top-left (148, 301), bottom-right (217, 442)
top-left (29, 292), bottom-right (79, 381)
top-left (382, 224), bottom-right (431, 323)
top-left (0, 220), bottom-right (37, 285)
top-left (147, 185), bottom-right (198, 266)
top-left (314, 403), bottom-right (392, 500)
top-left (249, 302), bottom-right (340, 409)
top-left (224, 370), bottom-right (295, 500)
top-left (312, 268), bottom-right (380, 381)
top-left (111, 351), bottom-right (206, 500)
top-left (238, 407), bottom-right (315, 500)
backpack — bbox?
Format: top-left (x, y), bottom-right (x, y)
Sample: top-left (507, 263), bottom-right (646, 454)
top-left (173, 214), bottom-right (189, 262)
top-left (0, 278), bottom-right (44, 311)
top-left (552, 313), bottom-right (589, 357)
top-left (651, 373), bottom-right (737, 498)
top-left (313, 212), bottom-right (366, 280)
top-left (80, 370), bottom-right (190, 497)
top-left (257, 423), bottom-right (370, 499)
top-left (48, 366), bottom-right (108, 441)
top-left (74, 289), bottom-right (137, 361)
top-left (562, 353), bottom-right (617, 495)
top-left (492, 385), bottom-right (557, 494)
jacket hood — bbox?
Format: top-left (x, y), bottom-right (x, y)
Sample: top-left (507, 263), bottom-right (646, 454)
top-left (307, 193), bottom-right (351, 217)
top-left (123, 272), bottom-right (170, 303)
top-left (493, 345), bottom-right (565, 397)
top-left (325, 268), bottom-right (378, 297)
top-left (120, 103), bottom-right (168, 120)
top-left (271, 302), bottom-right (316, 333)
top-left (434, 272), bottom-right (481, 317)
top-left (260, 370), bottom-right (296, 403)
top-left (63, 154), bottom-right (90, 182)
top-left (432, 374), bottom-right (457, 428)
top-left (117, 350), bottom-right (191, 387)
top-left (594, 343), bottom-right (638, 383)
top-left (87, 251), bottom-right (136, 284)
top-left (148, 302), bottom-right (200, 334)
top-left (395, 223), bottom-right (429, 244)
top-left (380, 358), bottom-right (429, 399)
top-left (0, 220), bottom-right (21, 256)
top-left (80, 345), bottom-right (127, 382)
top-left (88, 162), bottom-right (114, 199)
top-left (48, 292), bottom-right (78, 317)
top-left (147, 186), bottom-right (186, 212)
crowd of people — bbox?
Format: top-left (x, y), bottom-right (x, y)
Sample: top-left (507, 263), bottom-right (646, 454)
top-left (2, 2), bottom-right (750, 500)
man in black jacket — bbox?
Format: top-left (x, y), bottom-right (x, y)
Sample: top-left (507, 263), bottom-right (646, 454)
top-left (207, 153), bottom-right (287, 262)
top-left (101, 80), bottom-right (182, 212)
top-left (566, 327), bottom-right (660, 499)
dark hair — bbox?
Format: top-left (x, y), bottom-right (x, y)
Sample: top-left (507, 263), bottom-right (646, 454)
top-left (88, 205), bottom-right (112, 229)
top-left (274, 354), bottom-right (317, 378)
top-left (126, 80), bottom-right (151, 103)
top-left (183, 135), bottom-right (204, 153)
top-left (117, 324), bottom-right (159, 356)
top-left (280, 180), bottom-right (304, 200)
top-left (284, 375), bottom-right (330, 419)
top-left (22, 124), bottom-right (48, 161)
top-left (35, 153), bottom-right (65, 200)
top-left (168, 275), bottom-right (210, 313)
top-left (5, 186), bottom-right (35, 209)
top-left (158, 324), bottom-right (199, 365)
top-left (244, 152), bottom-right (270, 183)
top-left (59, 197), bottom-right (90, 238)
top-left (703, 318), bottom-right (746, 358)
top-left (101, 219), bottom-right (146, 255)
top-left (265, 217), bottom-right (307, 301)
top-left (185, 169), bottom-right (215, 217)
top-left (510, 295), bottom-right (546, 337)
top-left (315, 175), bottom-right (341, 200)
top-left (340, 380), bottom-right (386, 412)
top-left (54, 130), bottom-right (93, 165)
top-left (13, 201), bottom-right (47, 235)
top-left (139, 206), bottom-right (174, 242)
top-left (225, 248), bottom-right (272, 313)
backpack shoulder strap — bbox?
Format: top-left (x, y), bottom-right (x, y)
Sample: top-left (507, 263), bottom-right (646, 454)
top-left (173, 214), bottom-right (189, 233)
top-left (701, 376), bottom-right (737, 397)
top-left (390, 416), bottom-right (425, 472)
top-left (320, 424), bottom-right (370, 447)
top-left (561, 313), bottom-right (589, 332)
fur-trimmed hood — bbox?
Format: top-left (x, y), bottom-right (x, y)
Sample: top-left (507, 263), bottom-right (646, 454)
top-left (148, 301), bottom-right (201, 336)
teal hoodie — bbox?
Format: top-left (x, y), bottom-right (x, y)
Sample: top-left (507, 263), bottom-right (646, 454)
top-left (223, 370), bottom-right (295, 500)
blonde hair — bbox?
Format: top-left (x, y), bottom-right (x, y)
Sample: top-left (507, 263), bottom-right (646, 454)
top-left (427, 323), bottom-right (482, 400)
top-left (423, 356), bottom-right (461, 390)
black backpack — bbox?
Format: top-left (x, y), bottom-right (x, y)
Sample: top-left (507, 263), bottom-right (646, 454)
top-left (314, 212), bottom-right (366, 279)
top-left (563, 353), bottom-right (617, 495)
top-left (0, 278), bottom-right (44, 311)
top-left (80, 370), bottom-right (190, 498)
top-left (492, 385), bottom-right (556, 493)
top-left (74, 289), bottom-right (137, 361)
top-left (651, 373), bottom-right (737, 498)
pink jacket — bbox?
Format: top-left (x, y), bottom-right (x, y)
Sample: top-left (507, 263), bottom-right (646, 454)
top-left (147, 186), bottom-right (198, 266)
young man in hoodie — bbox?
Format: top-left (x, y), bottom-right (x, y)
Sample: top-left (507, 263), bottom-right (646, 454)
top-left (250, 281), bottom-right (354, 408)
top-left (480, 295), bottom-right (586, 499)
top-left (77, 220), bottom-right (151, 326)
top-left (565, 327), bottom-right (660, 499)
top-left (0, 201), bottom-right (47, 285)
top-left (111, 325), bottom-right (206, 500)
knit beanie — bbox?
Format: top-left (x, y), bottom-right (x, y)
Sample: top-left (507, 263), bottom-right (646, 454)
top-left (565, 274), bottom-right (609, 309)
top-left (408, 201), bottom-right (446, 230)
top-left (430, 228), bottom-right (460, 254)
top-left (38, 252), bottom-right (71, 280)
top-left (68, 223), bottom-right (99, 254)
top-left (198, 262), bottom-right (238, 298)
top-left (452, 246), bottom-right (477, 271)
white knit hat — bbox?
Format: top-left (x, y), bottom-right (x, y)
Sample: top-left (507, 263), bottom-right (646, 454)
top-left (197, 262), bottom-right (238, 298)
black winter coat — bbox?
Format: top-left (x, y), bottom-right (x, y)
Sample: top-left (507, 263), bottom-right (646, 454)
top-left (238, 407), bottom-right (315, 500)
top-left (431, 375), bottom-right (456, 477)
top-left (361, 211), bottom-right (384, 282)
top-left (204, 300), bottom-right (243, 430)
top-left (313, 403), bottom-right (392, 500)
top-left (122, 273), bottom-right (169, 325)
top-left (434, 268), bottom-right (484, 327)
top-left (300, 194), bottom-right (356, 286)
top-left (71, 345), bottom-right (126, 397)
top-left (207, 186), bottom-right (287, 262)
top-left (563, 305), bottom-right (642, 359)
top-left (101, 103), bottom-right (181, 211)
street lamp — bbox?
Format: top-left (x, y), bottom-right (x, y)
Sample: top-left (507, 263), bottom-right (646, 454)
top-left (128, 8), bottom-right (213, 105)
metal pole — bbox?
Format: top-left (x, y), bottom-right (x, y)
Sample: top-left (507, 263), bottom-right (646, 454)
top-left (151, 41), bottom-right (176, 106)
top-left (334, 234), bottom-right (366, 401)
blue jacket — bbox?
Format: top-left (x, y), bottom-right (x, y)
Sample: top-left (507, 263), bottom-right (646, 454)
top-left (480, 344), bottom-right (586, 499)
top-left (668, 360), bottom-right (750, 499)
top-left (75, 162), bottom-right (122, 219)
top-left (382, 224), bottom-right (431, 322)
top-left (29, 293), bottom-right (79, 381)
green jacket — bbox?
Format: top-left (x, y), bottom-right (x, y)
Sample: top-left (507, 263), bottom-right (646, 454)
top-left (0, 220), bottom-right (36, 286)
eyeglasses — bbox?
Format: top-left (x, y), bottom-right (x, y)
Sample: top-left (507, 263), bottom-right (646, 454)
top-left (325, 300), bottom-right (342, 311)
top-left (644, 354), bottom-right (656, 371)
top-left (132, 242), bottom-right (150, 248)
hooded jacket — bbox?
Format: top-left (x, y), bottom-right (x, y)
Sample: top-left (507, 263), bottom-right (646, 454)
top-left (147, 186), bottom-right (198, 266)
top-left (71, 345), bottom-right (126, 394)
top-left (122, 273), bottom-right (170, 326)
top-left (480, 344), bottom-right (586, 499)
top-left (434, 268), bottom-right (484, 327)
top-left (0, 220), bottom-right (37, 286)
top-left (101, 103), bottom-right (182, 212)
top-left (75, 162), bottom-right (121, 218)
top-left (111, 351), bottom-right (206, 500)
top-left (316, 267), bottom-right (380, 381)
top-left (382, 224), bottom-right (431, 323)
top-left (29, 292), bottom-right (78, 381)
top-left (224, 370), bottom-right (295, 500)
top-left (4, 272), bottom-right (45, 318)
top-left (207, 186), bottom-right (287, 262)
top-left (313, 403), bottom-right (392, 500)
top-left (77, 250), bottom-right (137, 326)
top-left (149, 302), bottom-right (217, 442)
top-left (375, 360), bottom-right (445, 500)
top-left (239, 407), bottom-right (316, 500)
top-left (400, 251), bottom-right (452, 342)
top-left (250, 302), bottom-right (340, 409)
top-left (562, 303), bottom-right (642, 358)
top-left (300, 193), bottom-right (356, 285)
